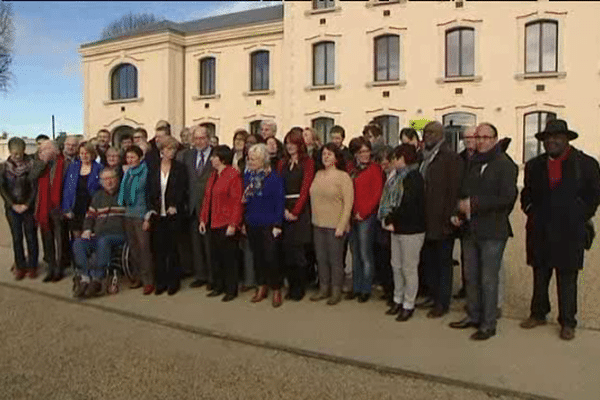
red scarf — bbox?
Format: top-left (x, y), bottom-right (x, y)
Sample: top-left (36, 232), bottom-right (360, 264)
top-left (548, 146), bottom-right (571, 189)
top-left (36, 154), bottom-right (64, 231)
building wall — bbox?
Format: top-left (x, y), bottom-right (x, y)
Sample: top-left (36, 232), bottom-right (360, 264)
top-left (81, 32), bottom-right (185, 142)
top-left (183, 22), bottom-right (284, 142)
top-left (282, 0), bottom-right (600, 164)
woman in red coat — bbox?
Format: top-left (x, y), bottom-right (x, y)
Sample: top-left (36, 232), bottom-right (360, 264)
top-left (347, 137), bottom-right (384, 302)
top-left (199, 145), bottom-right (243, 302)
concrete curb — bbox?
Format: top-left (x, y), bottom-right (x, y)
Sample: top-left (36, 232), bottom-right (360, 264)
top-left (0, 281), bottom-right (558, 400)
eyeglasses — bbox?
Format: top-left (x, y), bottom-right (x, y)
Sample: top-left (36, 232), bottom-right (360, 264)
top-left (463, 136), bottom-right (476, 140)
top-left (475, 136), bottom-right (495, 141)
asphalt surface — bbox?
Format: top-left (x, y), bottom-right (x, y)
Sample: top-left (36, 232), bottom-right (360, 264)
top-left (0, 285), bottom-right (520, 400)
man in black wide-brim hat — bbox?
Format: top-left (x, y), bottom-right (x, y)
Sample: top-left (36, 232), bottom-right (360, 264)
top-left (520, 119), bottom-right (600, 340)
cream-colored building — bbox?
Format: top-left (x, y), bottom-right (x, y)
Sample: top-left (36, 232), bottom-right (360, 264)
top-left (80, 0), bottom-right (600, 166)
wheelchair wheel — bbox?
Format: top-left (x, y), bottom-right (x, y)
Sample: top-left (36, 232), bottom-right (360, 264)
top-left (121, 243), bottom-right (133, 281)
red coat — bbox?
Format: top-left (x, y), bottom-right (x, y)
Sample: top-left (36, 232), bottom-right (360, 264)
top-left (350, 162), bottom-right (384, 220)
top-left (200, 166), bottom-right (243, 229)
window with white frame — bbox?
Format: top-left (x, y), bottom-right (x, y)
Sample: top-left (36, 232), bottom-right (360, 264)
top-left (373, 115), bottom-right (400, 146)
top-left (442, 112), bottom-right (477, 153)
top-left (523, 111), bottom-right (556, 162)
top-left (111, 63), bottom-right (138, 100)
top-left (374, 34), bottom-right (399, 82)
top-left (199, 57), bottom-right (216, 96)
top-left (525, 20), bottom-right (558, 73)
top-left (445, 27), bottom-right (474, 78)
top-left (250, 50), bottom-right (269, 91)
top-left (313, 41), bottom-right (335, 86)
top-left (313, 0), bottom-right (335, 10)
top-left (312, 117), bottom-right (335, 143)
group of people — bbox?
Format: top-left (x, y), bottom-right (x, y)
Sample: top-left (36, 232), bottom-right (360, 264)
top-left (1, 116), bottom-right (598, 341)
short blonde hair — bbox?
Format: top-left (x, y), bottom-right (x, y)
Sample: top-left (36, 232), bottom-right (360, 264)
top-left (247, 143), bottom-right (270, 169)
top-left (158, 135), bottom-right (179, 151)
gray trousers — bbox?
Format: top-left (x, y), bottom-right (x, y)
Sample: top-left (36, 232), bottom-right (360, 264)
top-left (190, 216), bottom-right (212, 283)
top-left (313, 227), bottom-right (346, 291)
top-left (124, 218), bottom-right (154, 285)
top-left (463, 238), bottom-right (507, 331)
top-left (390, 232), bottom-right (425, 309)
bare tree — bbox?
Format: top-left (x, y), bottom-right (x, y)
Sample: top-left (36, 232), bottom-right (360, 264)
top-left (101, 12), bottom-right (160, 39)
top-left (0, 1), bottom-right (14, 93)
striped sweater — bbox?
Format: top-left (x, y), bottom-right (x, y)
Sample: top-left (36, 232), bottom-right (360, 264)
top-left (82, 190), bottom-right (125, 236)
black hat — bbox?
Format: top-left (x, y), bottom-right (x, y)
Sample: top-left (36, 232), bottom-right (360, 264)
top-left (535, 119), bottom-right (578, 141)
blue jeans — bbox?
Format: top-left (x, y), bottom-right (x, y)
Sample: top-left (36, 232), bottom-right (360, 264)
top-left (72, 234), bottom-right (126, 279)
top-left (350, 214), bottom-right (376, 294)
top-left (463, 238), bottom-right (507, 331)
top-left (6, 208), bottom-right (38, 270)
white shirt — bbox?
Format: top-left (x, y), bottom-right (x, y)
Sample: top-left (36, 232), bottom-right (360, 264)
top-left (160, 169), bottom-right (170, 216)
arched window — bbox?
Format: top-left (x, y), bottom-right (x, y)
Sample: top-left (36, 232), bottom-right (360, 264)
top-left (374, 34), bottom-right (399, 82)
top-left (312, 117), bottom-right (335, 143)
top-left (313, 41), bottom-right (335, 86)
top-left (111, 63), bottom-right (138, 100)
top-left (372, 115), bottom-right (399, 146)
top-left (524, 111), bottom-right (556, 162)
top-left (525, 20), bottom-right (558, 73)
top-left (442, 112), bottom-right (477, 153)
top-left (199, 57), bottom-right (216, 96)
top-left (250, 120), bottom-right (262, 136)
top-left (445, 27), bottom-right (474, 78)
top-left (250, 51), bottom-right (269, 91)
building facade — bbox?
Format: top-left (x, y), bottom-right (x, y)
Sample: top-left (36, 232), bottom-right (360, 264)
top-left (79, 0), bottom-right (600, 166)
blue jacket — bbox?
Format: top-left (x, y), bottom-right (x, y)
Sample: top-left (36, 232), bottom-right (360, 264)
top-left (243, 170), bottom-right (285, 228)
top-left (61, 160), bottom-right (102, 213)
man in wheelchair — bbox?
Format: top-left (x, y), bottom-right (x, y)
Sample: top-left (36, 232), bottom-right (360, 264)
top-left (72, 168), bottom-right (126, 298)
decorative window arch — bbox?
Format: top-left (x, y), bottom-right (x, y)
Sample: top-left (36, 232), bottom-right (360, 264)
top-left (199, 57), bottom-right (216, 96)
top-left (445, 27), bottom-right (474, 78)
top-left (111, 63), bottom-right (138, 100)
top-left (250, 50), bottom-right (270, 91)
top-left (374, 34), bottom-right (400, 82)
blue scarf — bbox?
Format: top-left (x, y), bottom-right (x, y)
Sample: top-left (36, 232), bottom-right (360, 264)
top-left (118, 162), bottom-right (147, 207)
top-left (378, 163), bottom-right (419, 221)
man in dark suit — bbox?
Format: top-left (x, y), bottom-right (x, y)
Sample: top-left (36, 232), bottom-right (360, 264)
top-left (416, 121), bottom-right (464, 318)
top-left (182, 125), bottom-right (214, 288)
top-left (520, 119), bottom-right (600, 340)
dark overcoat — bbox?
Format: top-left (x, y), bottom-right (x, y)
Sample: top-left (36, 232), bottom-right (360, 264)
top-left (521, 147), bottom-right (600, 270)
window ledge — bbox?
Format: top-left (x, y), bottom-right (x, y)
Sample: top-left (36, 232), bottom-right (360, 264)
top-left (103, 97), bottom-right (143, 106)
top-left (514, 71), bottom-right (566, 80)
top-left (304, 6), bottom-right (341, 16)
top-left (366, 0), bottom-right (405, 9)
top-left (305, 84), bottom-right (341, 91)
top-left (366, 80), bottom-right (407, 88)
top-left (192, 94), bottom-right (221, 101)
top-left (435, 76), bottom-right (482, 84)
top-left (243, 90), bottom-right (275, 97)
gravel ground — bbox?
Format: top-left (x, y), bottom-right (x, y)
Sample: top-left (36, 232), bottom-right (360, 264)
top-left (0, 285), bottom-right (520, 400)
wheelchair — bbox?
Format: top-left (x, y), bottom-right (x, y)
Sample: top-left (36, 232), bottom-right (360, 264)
top-left (105, 242), bottom-right (133, 294)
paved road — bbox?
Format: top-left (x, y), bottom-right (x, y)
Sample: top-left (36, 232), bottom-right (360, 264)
top-left (0, 285), bottom-right (518, 400)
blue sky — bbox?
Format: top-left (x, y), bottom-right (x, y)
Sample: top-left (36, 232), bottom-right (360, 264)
top-left (0, 1), bottom-right (275, 138)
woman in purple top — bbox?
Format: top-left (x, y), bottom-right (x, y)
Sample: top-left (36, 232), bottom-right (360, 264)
top-left (243, 143), bottom-right (285, 307)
